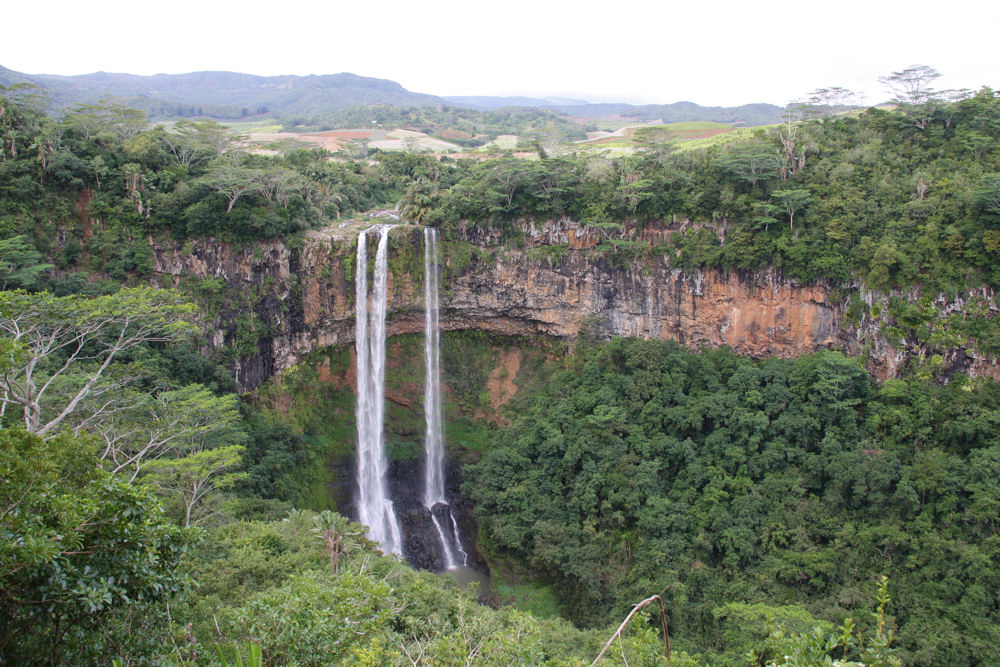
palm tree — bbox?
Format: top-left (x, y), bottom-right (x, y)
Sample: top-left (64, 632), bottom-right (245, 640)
top-left (397, 178), bottom-right (438, 223)
top-left (311, 510), bottom-right (360, 575)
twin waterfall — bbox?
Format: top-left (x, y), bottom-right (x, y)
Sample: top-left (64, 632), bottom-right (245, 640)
top-left (353, 225), bottom-right (466, 567)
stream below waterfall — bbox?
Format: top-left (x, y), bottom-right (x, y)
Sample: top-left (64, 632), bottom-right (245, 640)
top-left (439, 566), bottom-right (492, 597)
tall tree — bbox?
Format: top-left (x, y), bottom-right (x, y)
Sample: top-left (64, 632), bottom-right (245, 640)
top-left (0, 428), bottom-right (188, 664)
top-left (879, 65), bottom-right (943, 129)
top-left (802, 86), bottom-right (862, 118)
top-left (0, 287), bottom-right (197, 436)
top-left (772, 188), bottom-right (813, 230)
top-left (0, 235), bottom-right (53, 290)
top-left (84, 384), bottom-right (245, 482)
top-left (880, 65), bottom-right (942, 106)
top-left (199, 159), bottom-right (262, 213)
top-left (714, 143), bottom-right (777, 188)
top-left (142, 444), bottom-right (248, 527)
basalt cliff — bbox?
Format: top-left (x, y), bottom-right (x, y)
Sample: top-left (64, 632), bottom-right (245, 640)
top-left (151, 218), bottom-right (1000, 392)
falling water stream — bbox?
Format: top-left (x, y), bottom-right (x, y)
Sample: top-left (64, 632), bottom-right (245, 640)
top-left (423, 228), bottom-right (468, 568)
top-left (355, 225), bottom-right (403, 555)
top-left (353, 225), bottom-right (467, 568)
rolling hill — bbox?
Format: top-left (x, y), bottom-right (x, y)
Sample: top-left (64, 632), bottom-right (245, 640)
top-left (0, 66), bottom-right (447, 119)
top-left (0, 65), bottom-right (785, 126)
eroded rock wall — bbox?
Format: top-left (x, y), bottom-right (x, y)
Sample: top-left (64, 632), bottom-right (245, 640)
top-left (151, 219), bottom-right (999, 391)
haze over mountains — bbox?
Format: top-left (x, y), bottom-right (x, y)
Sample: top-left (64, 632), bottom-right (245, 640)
top-left (443, 95), bottom-right (593, 109)
top-left (0, 65), bottom-right (786, 126)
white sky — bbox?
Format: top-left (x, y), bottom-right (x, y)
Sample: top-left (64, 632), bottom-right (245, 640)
top-left (5, 0), bottom-right (998, 107)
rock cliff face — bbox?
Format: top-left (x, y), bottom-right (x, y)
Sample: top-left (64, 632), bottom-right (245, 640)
top-left (152, 218), bottom-right (1000, 391)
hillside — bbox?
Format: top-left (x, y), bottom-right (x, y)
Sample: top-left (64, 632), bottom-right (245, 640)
top-left (445, 95), bottom-right (787, 126)
top-left (444, 94), bottom-right (592, 109)
top-left (0, 65), bottom-right (446, 119)
top-left (554, 100), bottom-right (787, 125)
top-left (1, 64), bottom-right (786, 126)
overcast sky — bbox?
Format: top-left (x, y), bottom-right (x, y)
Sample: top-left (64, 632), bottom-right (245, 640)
top-left (5, 0), bottom-right (998, 107)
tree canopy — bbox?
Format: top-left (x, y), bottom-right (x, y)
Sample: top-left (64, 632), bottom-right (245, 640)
top-left (0, 428), bottom-right (190, 664)
top-left (467, 339), bottom-right (1000, 664)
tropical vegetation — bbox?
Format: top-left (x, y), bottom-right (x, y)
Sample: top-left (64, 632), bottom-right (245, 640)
top-left (2, 70), bottom-right (999, 665)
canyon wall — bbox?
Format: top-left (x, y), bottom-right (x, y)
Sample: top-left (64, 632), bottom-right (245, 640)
top-left (152, 219), bottom-right (1000, 391)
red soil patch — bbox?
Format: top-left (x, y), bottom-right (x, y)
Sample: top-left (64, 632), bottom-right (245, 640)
top-left (316, 358), bottom-right (335, 384)
top-left (297, 135), bottom-right (344, 152)
top-left (487, 349), bottom-right (522, 411)
top-left (474, 348), bottom-right (523, 425)
top-left (295, 129), bottom-right (375, 152)
top-left (439, 129), bottom-right (473, 140)
top-left (316, 355), bottom-right (353, 391)
top-left (74, 189), bottom-right (95, 238)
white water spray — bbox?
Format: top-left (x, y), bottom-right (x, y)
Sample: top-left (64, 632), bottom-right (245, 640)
top-left (355, 226), bottom-right (402, 555)
top-left (423, 227), bottom-right (467, 568)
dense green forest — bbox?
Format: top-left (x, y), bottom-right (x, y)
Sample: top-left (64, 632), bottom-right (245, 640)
top-left (3, 78), bottom-right (1000, 665)
top-left (0, 333), bottom-right (914, 666)
top-left (5, 80), bottom-right (1000, 297)
top-left (415, 89), bottom-right (1000, 295)
top-left (0, 67), bottom-right (446, 120)
top-left (469, 338), bottom-right (1000, 664)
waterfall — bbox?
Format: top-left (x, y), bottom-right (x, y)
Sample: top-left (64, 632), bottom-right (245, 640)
top-left (423, 227), bottom-right (468, 568)
top-left (355, 225), bottom-right (402, 555)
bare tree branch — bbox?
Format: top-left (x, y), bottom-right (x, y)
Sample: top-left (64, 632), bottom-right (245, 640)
top-left (590, 595), bottom-right (670, 666)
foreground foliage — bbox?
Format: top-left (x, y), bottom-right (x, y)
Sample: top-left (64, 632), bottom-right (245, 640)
top-left (0, 428), bottom-right (189, 664)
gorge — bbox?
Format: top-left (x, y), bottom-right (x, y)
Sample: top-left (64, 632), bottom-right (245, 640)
top-left (149, 216), bottom-right (1000, 572)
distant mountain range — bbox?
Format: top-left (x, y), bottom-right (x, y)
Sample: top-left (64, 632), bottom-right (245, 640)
top-left (0, 65), bottom-right (786, 126)
top-left (0, 66), bottom-right (444, 119)
top-left (443, 95), bottom-right (593, 109)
